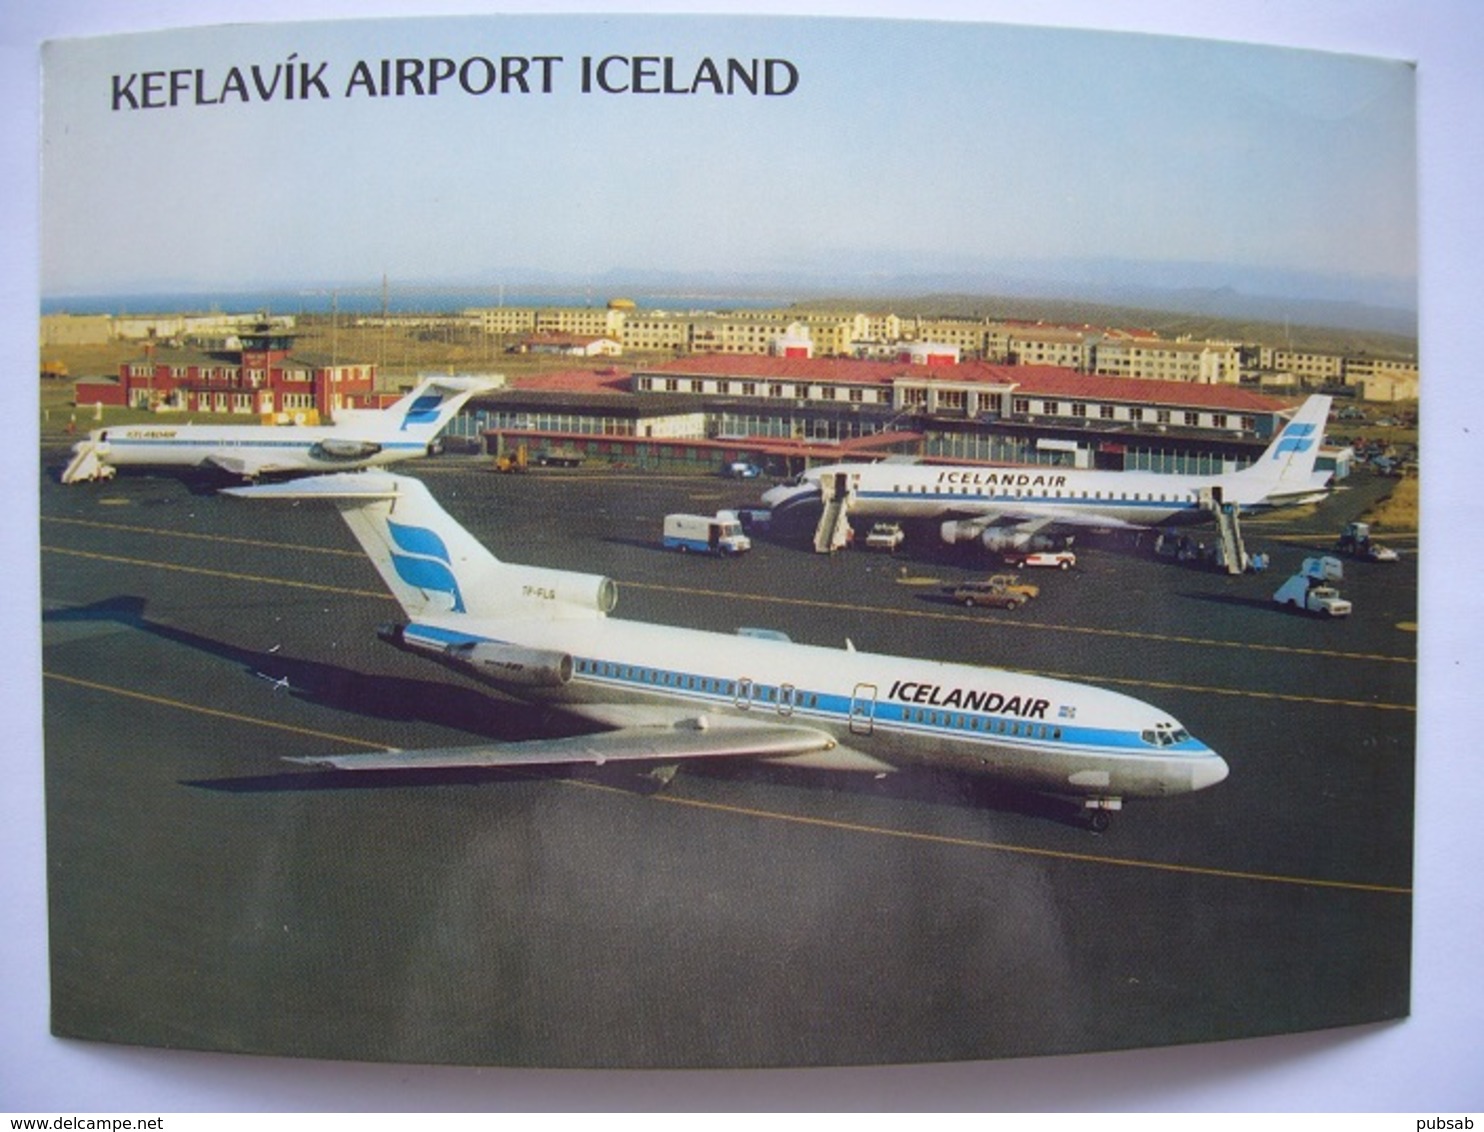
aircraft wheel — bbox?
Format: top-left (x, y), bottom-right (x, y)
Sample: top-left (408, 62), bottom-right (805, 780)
top-left (1086, 810), bottom-right (1110, 833)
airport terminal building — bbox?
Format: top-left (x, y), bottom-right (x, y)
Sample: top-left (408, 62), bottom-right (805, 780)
top-left (452, 353), bottom-right (1317, 478)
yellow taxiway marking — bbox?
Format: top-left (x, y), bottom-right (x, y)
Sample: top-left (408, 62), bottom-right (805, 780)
top-left (45, 515), bottom-right (366, 557)
top-left (44, 670), bottom-right (1408, 898)
top-left (623, 580), bottom-right (1416, 667)
top-left (1037, 669), bottom-right (1414, 712)
top-left (44, 515), bottom-right (1414, 667)
top-left (630, 785), bottom-right (1413, 897)
top-left (44, 670), bottom-right (391, 750)
top-left (41, 544), bottom-right (391, 601)
top-left (40, 544), bottom-right (1415, 711)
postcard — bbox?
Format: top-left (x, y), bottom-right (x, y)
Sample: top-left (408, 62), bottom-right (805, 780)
top-left (34, 9), bottom-right (1420, 1078)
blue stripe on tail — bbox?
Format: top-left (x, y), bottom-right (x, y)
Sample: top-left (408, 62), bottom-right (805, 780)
top-left (386, 518), bottom-right (464, 612)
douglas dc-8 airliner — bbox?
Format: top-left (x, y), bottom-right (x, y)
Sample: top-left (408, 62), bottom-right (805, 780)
top-left (763, 394), bottom-right (1332, 553)
top-left (227, 472), bottom-right (1229, 828)
top-left (61, 375), bottom-right (495, 484)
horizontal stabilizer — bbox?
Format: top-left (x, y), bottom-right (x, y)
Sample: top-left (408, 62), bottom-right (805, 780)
top-left (288, 720), bottom-right (842, 771)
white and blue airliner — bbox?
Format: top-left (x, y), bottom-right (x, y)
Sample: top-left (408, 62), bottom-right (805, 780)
top-left (763, 394), bottom-right (1332, 552)
top-left (227, 472), bottom-right (1229, 828)
top-left (61, 375), bottom-right (495, 484)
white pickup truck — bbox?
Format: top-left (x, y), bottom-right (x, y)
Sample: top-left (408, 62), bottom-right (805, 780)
top-left (1273, 574), bottom-right (1352, 617)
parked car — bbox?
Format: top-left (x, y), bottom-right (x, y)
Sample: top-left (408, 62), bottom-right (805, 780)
top-left (1018, 550), bottom-right (1076, 570)
top-left (950, 580), bottom-right (1028, 609)
top-left (984, 573), bottom-right (1039, 600)
top-left (864, 522), bottom-right (905, 551)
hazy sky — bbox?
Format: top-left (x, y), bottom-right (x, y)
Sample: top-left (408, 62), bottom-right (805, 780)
top-left (38, 13), bottom-right (1417, 304)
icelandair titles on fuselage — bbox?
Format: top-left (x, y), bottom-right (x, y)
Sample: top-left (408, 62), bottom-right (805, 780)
top-left (932, 470), bottom-right (1070, 490)
top-left (888, 679), bottom-right (1052, 719)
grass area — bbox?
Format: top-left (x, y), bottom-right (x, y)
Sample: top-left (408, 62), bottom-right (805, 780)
top-left (1362, 473), bottom-right (1419, 534)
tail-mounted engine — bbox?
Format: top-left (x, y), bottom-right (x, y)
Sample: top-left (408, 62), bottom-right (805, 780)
top-left (377, 623), bottom-right (574, 688)
top-left (443, 640), bottom-right (574, 687)
top-left (495, 565), bottom-right (618, 618)
top-left (309, 439), bottom-right (384, 461)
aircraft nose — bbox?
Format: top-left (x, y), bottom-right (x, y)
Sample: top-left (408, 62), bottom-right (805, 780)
top-left (761, 482), bottom-right (821, 513)
top-left (1190, 751), bottom-right (1230, 791)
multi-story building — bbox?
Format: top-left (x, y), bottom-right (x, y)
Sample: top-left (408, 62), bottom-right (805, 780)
top-left (1271, 348), bottom-right (1346, 384)
top-left (1008, 325), bottom-right (1095, 370)
top-left (458, 301), bottom-right (1415, 392)
top-left (1093, 337), bottom-right (1242, 384)
top-left (900, 316), bottom-right (996, 357)
top-left (1343, 355), bottom-right (1419, 388)
top-left (620, 312), bottom-right (695, 353)
top-left (74, 323), bottom-right (378, 417)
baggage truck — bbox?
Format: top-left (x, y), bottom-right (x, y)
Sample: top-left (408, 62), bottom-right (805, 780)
top-left (663, 513), bottom-right (752, 556)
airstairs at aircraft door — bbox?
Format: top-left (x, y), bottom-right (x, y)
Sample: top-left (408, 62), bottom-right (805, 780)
top-left (1200, 488), bottom-right (1248, 575)
top-left (60, 440), bottom-right (112, 484)
top-left (1214, 504), bottom-right (1249, 575)
top-left (813, 472), bottom-right (854, 553)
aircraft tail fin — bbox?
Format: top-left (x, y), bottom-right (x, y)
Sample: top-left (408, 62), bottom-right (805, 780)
top-left (224, 473), bottom-right (615, 622)
top-left (1240, 394), bottom-right (1332, 499)
top-left (335, 375), bottom-right (496, 442)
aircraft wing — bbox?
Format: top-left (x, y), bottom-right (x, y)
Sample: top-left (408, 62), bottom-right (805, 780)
top-left (287, 719), bottom-right (896, 774)
top-left (203, 452), bottom-right (296, 478)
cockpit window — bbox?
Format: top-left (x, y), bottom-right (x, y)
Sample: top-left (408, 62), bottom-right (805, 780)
top-left (1141, 723), bottom-right (1191, 747)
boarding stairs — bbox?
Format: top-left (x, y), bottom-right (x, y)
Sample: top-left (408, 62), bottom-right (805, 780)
top-left (60, 440), bottom-right (112, 484)
top-left (813, 474), bottom-right (854, 553)
top-left (1201, 488), bottom-right (1248, 575)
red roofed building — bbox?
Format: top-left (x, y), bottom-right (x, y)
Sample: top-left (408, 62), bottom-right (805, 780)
top-left (73, 322), bottom-right (380, 418)
top-left (457, 353), bottom-right (1312, 478)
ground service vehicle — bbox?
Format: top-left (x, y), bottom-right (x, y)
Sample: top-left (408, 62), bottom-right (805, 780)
top-left (865, 522), bottom-right (905, 551)
top-left (1018, 550), bottom-right (1076, 570)
top-left (985, 573), bottom-right (1039, 600)
top-left (1336, 522), bottom-right (1399, 562)
top-left (951, 580), bottom-right (1028, 609)
top-left (493, 444), bottom-right (528, 473)
top-left (1273, 560), bottom-right (1353, 617)
top-left (663, 513), bottom-right (753, 556)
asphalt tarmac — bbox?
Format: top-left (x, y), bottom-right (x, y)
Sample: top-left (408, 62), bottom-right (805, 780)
top-left (39, 457), bottom-right (1415, 1068)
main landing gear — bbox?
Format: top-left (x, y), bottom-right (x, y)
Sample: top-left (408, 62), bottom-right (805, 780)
top-left (1082, 797), bottom-right (1122, 833)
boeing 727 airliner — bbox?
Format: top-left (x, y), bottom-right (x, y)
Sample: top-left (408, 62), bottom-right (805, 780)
top-left (763, 394), bottom-right (1332, 552)
top-left (226, 472), bottom-right (1229, 828)
top-left (61, 375), bottom-right (496, 484)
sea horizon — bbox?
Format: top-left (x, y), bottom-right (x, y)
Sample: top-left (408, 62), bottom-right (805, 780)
top-left (40, 288), bottom-right (797, 318)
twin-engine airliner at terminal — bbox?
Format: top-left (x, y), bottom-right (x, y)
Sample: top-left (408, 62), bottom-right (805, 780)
top-left (61, 375), bottom-right (496, 484)
top-left (226, 472), bottom-right (1229, 827)
top-left (763, 394), bottom-right (1332, 553)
